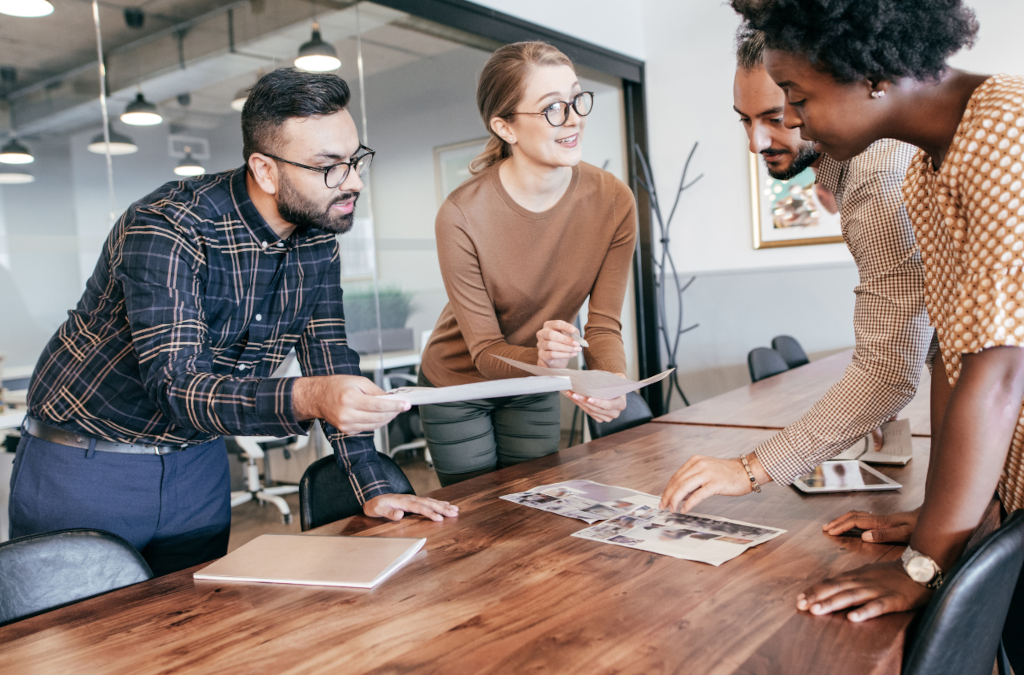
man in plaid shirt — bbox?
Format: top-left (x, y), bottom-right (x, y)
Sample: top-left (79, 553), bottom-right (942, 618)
top-left (9, 69), bottom-right (456, 575)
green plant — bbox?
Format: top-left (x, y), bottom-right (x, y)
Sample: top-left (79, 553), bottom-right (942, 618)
top-left (343, 286), bottom-right (415, 333)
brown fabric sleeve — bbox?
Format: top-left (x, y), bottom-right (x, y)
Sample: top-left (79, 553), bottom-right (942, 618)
top-left (582, 190), bottom-right (636, 375)
top-left (434, 200), bottom-right (538, 380)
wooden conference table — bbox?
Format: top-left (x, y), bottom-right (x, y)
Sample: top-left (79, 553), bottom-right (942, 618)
top-left (0, 422), bottom-right (929, 673)
top-left (656, 349), bottom-right (933, 436)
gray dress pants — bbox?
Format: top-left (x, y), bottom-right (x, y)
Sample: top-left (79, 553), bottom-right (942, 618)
top-left (417, 370), bottom-right (561, 486)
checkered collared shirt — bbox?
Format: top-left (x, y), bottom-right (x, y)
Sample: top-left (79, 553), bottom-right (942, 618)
top-left (754, 139), bottom-right (933, 484)
top-left (27, 167), bottom-right (391, 503)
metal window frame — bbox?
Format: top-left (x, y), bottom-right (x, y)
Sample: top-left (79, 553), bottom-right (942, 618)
top-left (372, 0), bottom-right (663, 415)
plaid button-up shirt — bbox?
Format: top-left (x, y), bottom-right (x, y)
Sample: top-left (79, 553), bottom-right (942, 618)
top-left (28, 167), bottom-right (391, 503)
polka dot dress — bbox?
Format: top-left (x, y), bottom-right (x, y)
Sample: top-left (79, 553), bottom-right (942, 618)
top-left (903, 74), bottom-right (1024, 512)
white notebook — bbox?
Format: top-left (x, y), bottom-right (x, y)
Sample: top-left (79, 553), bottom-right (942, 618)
top-left (193, 534), bottom-right (426, 589)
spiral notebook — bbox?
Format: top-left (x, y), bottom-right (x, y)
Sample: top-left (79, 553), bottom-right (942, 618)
top-left (193, 534), bottom-right (426, 589)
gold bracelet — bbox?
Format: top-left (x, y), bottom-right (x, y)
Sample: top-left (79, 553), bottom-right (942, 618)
top-left (740, 455), bottom-right (761, 493)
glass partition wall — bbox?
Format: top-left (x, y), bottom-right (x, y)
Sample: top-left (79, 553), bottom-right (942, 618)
top-left (0, 0), bottom-right (635, 457)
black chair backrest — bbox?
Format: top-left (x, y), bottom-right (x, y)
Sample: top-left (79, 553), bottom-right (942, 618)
top-left (771, 335), bottom-right (810, 369)
top-left (903, 510), bottom-right (1024, 675)
top-left (299, 452), bottom-right (415, 531)
top-left (587, 391), bottom-right (654, 440)
top-left (0, 528), bottom-right (152, 626)
top-left (747, 347), bottom-right (790, 383)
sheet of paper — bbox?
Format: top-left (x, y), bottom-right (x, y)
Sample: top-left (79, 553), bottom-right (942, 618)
top-left (379, 375), bottom-right (572, 406)
top-left (572, 504), bottom-right (786, 567)
top-left (860, 418), bottom-right (913, 465)
top-left (501, 480), bottom-right (660, 524)
top-left (831, 419), bottom-right (913, 465)
top-left (492, 355), bottom-right (674, 399)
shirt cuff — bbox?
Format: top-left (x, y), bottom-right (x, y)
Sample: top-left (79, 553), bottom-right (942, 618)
top-left (253, 376), bottom-right (308, 437)
top-left (754, 432), bottom-right (810, 486)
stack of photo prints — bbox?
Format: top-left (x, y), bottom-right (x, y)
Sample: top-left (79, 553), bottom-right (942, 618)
top-left (501, 480), bottom-right (785, 567)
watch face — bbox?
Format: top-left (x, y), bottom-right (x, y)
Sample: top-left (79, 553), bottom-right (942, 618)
top-left (906, 555), bottom-right (937, 583)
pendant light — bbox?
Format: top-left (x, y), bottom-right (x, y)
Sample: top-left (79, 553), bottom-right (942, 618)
top-left (0, 0), bottom-right (53, 18)
top-left (87, 124), bottom-right (138, 155)
top-left (121, 91), bottom-right (162, 126)
top-left (0, 166), bottom-right (34, 184)
top-left (295, 22), bottom-right (340, 72)
top-left (0, 138), bottom-right (33, 164)
top-left (230, 88), bottom-right (248, 112)
top-left (174, 147), bottom-right (205, 176)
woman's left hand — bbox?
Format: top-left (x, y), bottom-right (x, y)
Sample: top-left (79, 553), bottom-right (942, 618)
top-left (564, 372), bottom-right (627, 423)
top-left (797, 561), bottom-right (933, 622)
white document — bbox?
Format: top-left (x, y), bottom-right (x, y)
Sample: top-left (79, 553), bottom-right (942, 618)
top-left (379, 375), bottom-right (572, 406)
top-left (492, 355), bottom-right (674, 399)
top-left (832, 418), bottom-right (913, 465)
top-left (193, 534), bottom-right (426, 589)
top-left (572, 504), bottom-right (786, 567)
top-left (501, 479), bottom-right (661, 524)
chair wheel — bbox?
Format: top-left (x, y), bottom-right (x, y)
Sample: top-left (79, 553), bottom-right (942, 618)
top-left (283, 513), bottom-right (293, 525)
top-left (257, 499), bottom-right (265, 507)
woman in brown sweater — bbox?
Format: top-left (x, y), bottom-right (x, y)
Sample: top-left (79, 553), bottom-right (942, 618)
top-left (418, 42), bottom-right (638, 486)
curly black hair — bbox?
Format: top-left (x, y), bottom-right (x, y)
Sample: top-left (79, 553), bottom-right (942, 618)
top-left (731, 0), bottom-right (979, 83)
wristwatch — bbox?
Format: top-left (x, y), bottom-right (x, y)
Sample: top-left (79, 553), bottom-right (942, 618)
top-left (901, 546), bottom-right (944, 589)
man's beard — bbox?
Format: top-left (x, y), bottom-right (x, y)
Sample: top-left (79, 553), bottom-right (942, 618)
top-left (276, 172), bottom-right (358, 234)
top-left (762, 143), bottom-right (821, 181)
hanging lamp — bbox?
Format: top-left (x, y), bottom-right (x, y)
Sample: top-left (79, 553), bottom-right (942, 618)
top-left (121, 91), bottom-right (163, 126)
top-left (87, 124), bottom-right (138, 155)
top-left (0, 166), bottom-right (34, 184)
top-left (295, 22), bottom-right (340, 72)
top-left (0, 139), bottom-right (33, 164)
top-left (0, 0), bottom-right (53, 18)
top-left (174, 147), bottom-right (205, 176)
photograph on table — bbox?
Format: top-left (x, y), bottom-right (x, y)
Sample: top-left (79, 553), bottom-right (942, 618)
top-left (501, 480), bottom-right (660, 524)
top-left (572, 504), bottom-right (786, 566)
top-left (749, 153), bottom-right (844, 249)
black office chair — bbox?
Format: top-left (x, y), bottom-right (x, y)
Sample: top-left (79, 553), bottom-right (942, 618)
top-left (0, 528), bottom-right (153, 627)
top-left (771, 335), bottom-right (810, 369)
top-left (587, 391), bottom-right (654, 440)
top-left (902, 510), bottom-right (1024, 675)
top-left (299, 452), bottom-right (416, 531)
top-left (747, 347), bottom-right (790, 383)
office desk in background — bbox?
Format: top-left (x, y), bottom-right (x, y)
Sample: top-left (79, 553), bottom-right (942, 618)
top-left (0, 421), bottom-right (929, 674)
top-left (656, 349), bottom-right (932, 437)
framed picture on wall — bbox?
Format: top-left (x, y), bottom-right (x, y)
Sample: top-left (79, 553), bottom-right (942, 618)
top-left (749, 153), bottom-right (844, 249)
top-left (434, 138), bottom-right (489, 207)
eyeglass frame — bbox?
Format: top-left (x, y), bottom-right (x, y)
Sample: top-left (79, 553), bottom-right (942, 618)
top-left (262, 145), bottom-right (375, 188)
top-left (508, 91), bottom-right (595, 127)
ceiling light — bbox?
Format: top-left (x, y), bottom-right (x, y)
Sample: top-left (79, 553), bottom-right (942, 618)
top-left (0, 167), bottom-right (34, 184)
top-left (174, 148), bottom-right (205, 176)
top-left (0, 139), bottom-right (33, 164)
top-left (0, 0), bottom-right (54, 18)
top-left (230, 88), bottom-right (248, 112)
top-left (121, 92), bottom-right (163, 126)
top-left (295, 23), bottom-right (340, 72)
top-left (88, 125), bottom-right (138, 155)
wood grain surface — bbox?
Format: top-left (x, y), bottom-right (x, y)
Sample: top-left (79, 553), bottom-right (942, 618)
top-left (657, 349), bottom-right (933, 436)
top-left (0, 422), bottom-right (931, 675)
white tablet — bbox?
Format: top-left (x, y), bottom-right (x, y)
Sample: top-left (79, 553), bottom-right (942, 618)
top-left (792, 460), bottom-right (901, 493)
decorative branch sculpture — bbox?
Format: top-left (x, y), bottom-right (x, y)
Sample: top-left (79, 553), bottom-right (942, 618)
top-left (634, 141), bottom-right (702, 409)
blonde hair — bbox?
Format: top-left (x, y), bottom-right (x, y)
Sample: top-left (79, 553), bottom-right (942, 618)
top-left (469, 41), bottom-right (575, 175)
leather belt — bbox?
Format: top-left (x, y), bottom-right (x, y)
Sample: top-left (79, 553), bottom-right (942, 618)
top-left (25, 417), bottom-right (187, 456)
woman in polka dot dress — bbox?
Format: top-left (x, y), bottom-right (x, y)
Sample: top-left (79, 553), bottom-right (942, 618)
top-left (733, 0), bottom-right (1024, 639)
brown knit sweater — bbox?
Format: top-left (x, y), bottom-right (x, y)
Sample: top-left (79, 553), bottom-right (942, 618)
top-left (421, 160), bottom-right (637, 387)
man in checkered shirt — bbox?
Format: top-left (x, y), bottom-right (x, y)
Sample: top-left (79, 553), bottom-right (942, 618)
top-left (660, 27), bottom-right (932, 518)
top-left (10, 69), bottom-right (457, 576)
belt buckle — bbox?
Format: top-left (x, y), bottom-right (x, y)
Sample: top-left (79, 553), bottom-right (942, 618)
top-left (153, 445), bottom-right (171, 456)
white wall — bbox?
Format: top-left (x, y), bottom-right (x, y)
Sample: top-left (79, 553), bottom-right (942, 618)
top-left (471, 0), bottom-right (1024, 401)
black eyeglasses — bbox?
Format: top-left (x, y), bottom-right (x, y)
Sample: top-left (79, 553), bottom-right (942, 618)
top-left (510, 91), bottom-right (594, 127)
top-left (264, 146), bottom-right (375, 188)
